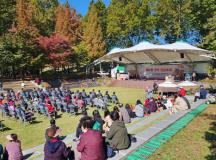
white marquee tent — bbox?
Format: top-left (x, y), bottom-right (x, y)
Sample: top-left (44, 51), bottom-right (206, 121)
top-left (100, 41), bottom-right (215, 64)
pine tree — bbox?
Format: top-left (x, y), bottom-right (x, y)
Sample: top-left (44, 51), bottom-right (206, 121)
top-left (55, 5), bottom-right (65, 34)
top-left (16, 0), bottom-right (28, 30)
top-left (55, 2), bottom-right (81, 44)
top-left (83, 4), bottom-right (106, 60)
top-left (62, 1), bottom-right (71, 37)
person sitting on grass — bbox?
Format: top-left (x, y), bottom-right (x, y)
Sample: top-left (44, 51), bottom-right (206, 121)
top-left (92, 110), bottom-right (104, 131)
top-left (111, 92), bottom-right (119, 104)
top-left (77, 118), bottom-right (105, 160)
top-left (118, 104), bottom-right (131, 124)
top-left (103, 110), bottom-right (130, 151)
top-left (44, 127), bottom-right (74, 160)
top-left (5, 133), bottom-right (23, 160)
top-left (97, 90), bottom-right (103, 98)
top-left (173, 94), bottom-right (190, 111)
top-left (148, 98), bottom-right (158, 113)
top-left (125, 104), bottom-right (136, 118)
top-left (135, 100), bottom-right (144, 117)
top-left (199, 85), bottom-right (208, 99)
top-left (45, 119), bottom-right (61, 141)
top-left (104, 109), bottom-right (113, 128)
top-left (73, 111), bottom-right (90, 142)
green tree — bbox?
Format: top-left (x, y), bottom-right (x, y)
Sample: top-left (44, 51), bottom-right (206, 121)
top-left (156, 0), bottom-right (194, 43)
top-left (28, 0), bottom-right (58, 36)
top-left (16, 0), bottom-right (29, 30)
top-left (95, 0), bottom-right (107, 38)
top-left (0, 30), bottom-right (44, 78)
top-left (0, 0), bottom-right (16, 35)
top-left (191, 0), bottom-right (216, 41)
top-left (83, 4), bottom-right (106, 60)
top-left (107, 0), bottom-right (156, 48)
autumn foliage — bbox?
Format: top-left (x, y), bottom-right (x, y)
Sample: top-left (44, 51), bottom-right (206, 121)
top-left (38, 34), bottom-right (72, 68)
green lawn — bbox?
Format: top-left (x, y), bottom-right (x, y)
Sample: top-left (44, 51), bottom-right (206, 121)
top-left (0, 87), bottom-right (145, 150)
top-left (149, 105), bottom-right (216, 160)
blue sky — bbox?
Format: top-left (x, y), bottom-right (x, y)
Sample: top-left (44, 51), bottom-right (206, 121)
top-left (59, 0), bottom-right (110, 16)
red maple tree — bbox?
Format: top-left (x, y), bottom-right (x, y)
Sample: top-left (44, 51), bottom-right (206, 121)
top-left (38, 34), bottom-right (72, 68)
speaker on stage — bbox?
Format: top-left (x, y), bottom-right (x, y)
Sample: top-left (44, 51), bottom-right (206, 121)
top-left (119, 57), bottom-right (122, 61)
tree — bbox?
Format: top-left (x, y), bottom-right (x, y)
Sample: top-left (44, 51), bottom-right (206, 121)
top-left (83, 4), bottom-right (106, 60)
top-left (16, 0), bottom-right (29, 30)
top-left (107, 0), bottom-right (156, 48)
top-left (0, 30), bottom-right (44, 78)
top-left (0, 0), bottom-right (16, 35)
top-left (95, 0), bottom-right (107, 38)
top-left (38, 34), bottom-right (73, 69)
top-left (28, 0), bottom-right (58, 36)
top-left (155, 0), bottom-right (194, 43)
top-left (55, 2), bottom-right (81, 44)
top-left (191, 0), bottom-right (216, 42)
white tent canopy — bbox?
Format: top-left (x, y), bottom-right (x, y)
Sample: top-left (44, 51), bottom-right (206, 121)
top-left (100, 41), bottom-right (214, 64)
top-left (177, 81), bottom-right (197, 87)
top-left (159, 81), bottom-right (178, 88)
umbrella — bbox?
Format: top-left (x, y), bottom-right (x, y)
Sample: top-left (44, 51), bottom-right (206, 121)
top-left (178, 81), bottom-right (197, 87)
top-left (159, 81), bottom-right (177, 88)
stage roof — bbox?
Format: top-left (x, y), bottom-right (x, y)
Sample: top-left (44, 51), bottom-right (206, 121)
top-left (99, 41), bottom-right (215, 64)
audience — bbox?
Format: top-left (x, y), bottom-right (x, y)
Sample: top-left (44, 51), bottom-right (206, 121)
top-left (77, 119), bottom-right (105, 160)
top-left (45, 119), bottom-right (61, 141)
top-left (125, 104), bottom-right (136, 118)
top-left (103, 111), bottom-right (130, 150)
top-left (135, 100), bottom-right (144, 117)
top-left (92, 110), bottom-right (103, 131)
top-left (44, 127), bottom-right (73, 160)
top-left (118, 104), bottom-right (131, 124)
top-left (74, 111), bottom-right (89, 142)
top-left (5, 134), bottom-right (23, 160)
top-left (173, 95), bottom-right (190, 111)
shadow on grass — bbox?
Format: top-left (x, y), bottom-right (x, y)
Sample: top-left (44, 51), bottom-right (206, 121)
top-left (23, 152), bottom-right (34, 160)
top-left (204, 113), bottom-right (216, 160)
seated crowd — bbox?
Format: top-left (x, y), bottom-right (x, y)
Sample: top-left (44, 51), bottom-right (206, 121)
top-left (0, 88), bottom-right (120, 122)
top-left (0, 85), bottom-right (208, 160)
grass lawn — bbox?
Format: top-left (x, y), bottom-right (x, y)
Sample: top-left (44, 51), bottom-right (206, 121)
top-left (149, 104), bottom-right (216, 160)
top-left (0, 87), bottom-right (145, 150)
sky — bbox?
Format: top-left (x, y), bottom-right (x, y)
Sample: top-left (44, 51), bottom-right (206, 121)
top-left (59, 0), bottom-right (110, 16)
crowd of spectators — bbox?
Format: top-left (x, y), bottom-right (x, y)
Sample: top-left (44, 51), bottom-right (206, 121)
top-left (0, 84), bottom-right (209, 160)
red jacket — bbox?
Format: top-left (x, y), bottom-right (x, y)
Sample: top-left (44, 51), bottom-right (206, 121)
top-left (46, 104), bottom-right (54, 113)
top-left (179, 88), bottom-right (186, 97)
top-left (77, 130), bottom-right (105, 160)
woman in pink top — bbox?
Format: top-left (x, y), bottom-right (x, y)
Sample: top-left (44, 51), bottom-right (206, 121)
top-left (5, 134), bottom-right (23, 160)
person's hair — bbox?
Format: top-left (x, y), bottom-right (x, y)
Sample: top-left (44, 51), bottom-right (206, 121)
top-left (98, 90), bottom-right (100, 92)
top-left (113, 106), bottom-right (119, 112)
top-left (50, 119), bottom-right (56, 125)
top-left (113, 92), bottom-right (115, 94)
top-left (92, 110), bottom-right (100, 117)
top-left (82, 89), bottom-right (85, 92)
top-left (82, 110), bottom-right (88, 116)
top-left (125, 103), bottom-right (130, 109)
top-left (136, 100), bottom-right (142, 105)
top-left (174, 94), bottom-right (178, 100)
top-left (11, 134), bottom-right (18, 141)
top-left (118, 104), bottom-right (123, 108)
top-left (104, 109), bottom-right (110, 118)
top-left (81, 119), bottom-right (93, 129)
top-left (110, 111), bottom-right (120, 121)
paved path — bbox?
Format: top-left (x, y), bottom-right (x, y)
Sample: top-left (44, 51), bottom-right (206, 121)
top-left (23, 97), bottom-right (206, 160)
